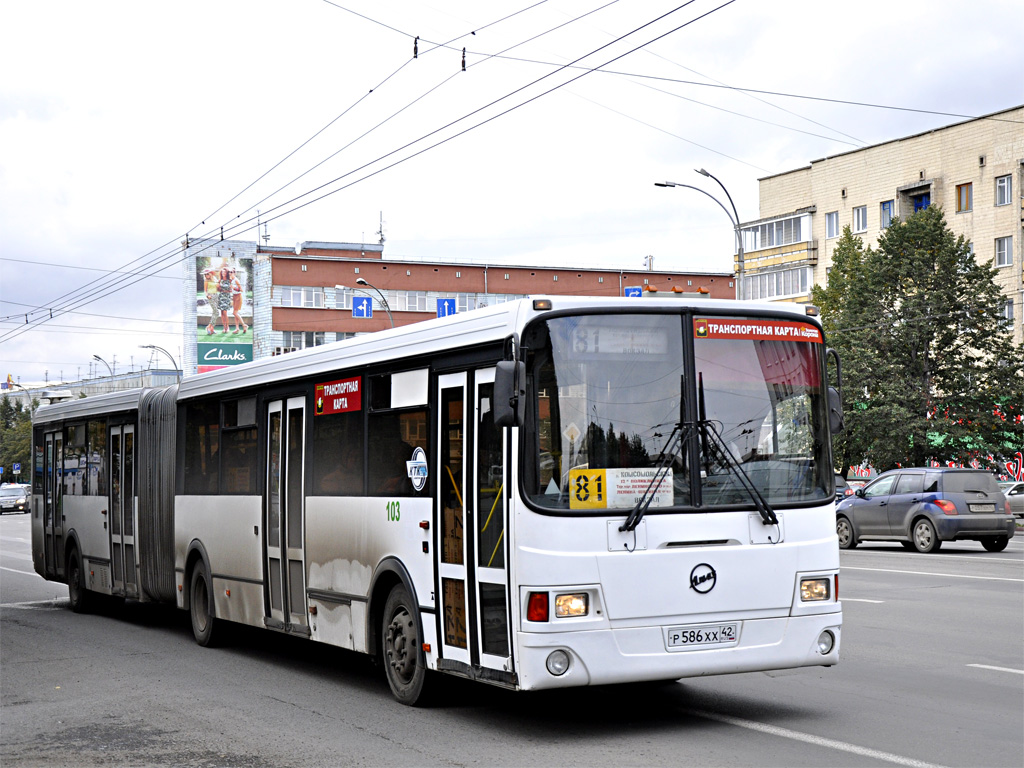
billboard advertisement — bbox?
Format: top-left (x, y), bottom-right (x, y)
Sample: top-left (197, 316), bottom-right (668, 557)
top-left (196, 253), bottom-right (253, 373)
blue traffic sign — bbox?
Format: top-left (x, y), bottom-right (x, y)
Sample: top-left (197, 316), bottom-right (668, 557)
top-left (437, 298), bottom-right (456, 317)
top-left (12, 463), bottom-right (20, 473)
top-left (352, 296), bottom-right (373, 318)
top-left (624, 286), bottom-right (643, 297)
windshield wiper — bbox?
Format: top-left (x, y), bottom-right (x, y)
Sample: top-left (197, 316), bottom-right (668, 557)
top-left (620, 423), bottom-right (684, 533)
top-left (699, 420), bottom-right (778, 526)
top-left (697, 371), bottom-right (777, 527)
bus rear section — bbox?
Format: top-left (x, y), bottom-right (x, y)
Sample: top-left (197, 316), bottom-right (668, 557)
top-left (30, 387), bottom-right (178, 611)
top-left (508, 307), bottom-right (841, 689)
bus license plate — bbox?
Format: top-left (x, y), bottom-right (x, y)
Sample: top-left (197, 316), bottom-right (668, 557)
top-left (665, 622), bottom-right (740, 651)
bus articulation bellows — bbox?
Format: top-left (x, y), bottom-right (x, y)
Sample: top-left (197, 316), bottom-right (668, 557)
top-left (31, 296), bottom-right (844, 705)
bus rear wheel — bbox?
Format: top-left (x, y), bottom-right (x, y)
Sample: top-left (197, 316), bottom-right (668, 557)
top-left (190, 564), bottom-right (221, 647)
top-left (382, 584), bottom-right (430, 706)
top-left (67, 548), bottom-right (92, 614)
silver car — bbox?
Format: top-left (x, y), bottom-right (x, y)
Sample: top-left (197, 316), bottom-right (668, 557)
top-left (1001, 482), bottom-right (1024, 519)
top-left (0, 484), bottom-right (31, 514)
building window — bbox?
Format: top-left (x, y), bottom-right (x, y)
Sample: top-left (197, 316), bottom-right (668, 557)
top-left (853, 206), bottom-right (867, 233)
top-left (995, 175), bottom-right (1012, 206)
top-left (741, 266), bottom-right (810, 301)
top-left (956, 183), bottom-right (972, 213)
top-left (282, 331), bottom-right (325, 349)
top-left (825, 211), bottom-right (839, 239)
top-left (741, 214), bottom-right (805, 251)
top-left (1000, 299), bottom-right (1014, 328)
top-left (880, 200), bottom-right (894, 229)
top-left (912, 192), bottom-right (930, 213)
top-left (995, 236), bottom-right (1012, 267)
top-left (281, 286), bottom-right (324, 308)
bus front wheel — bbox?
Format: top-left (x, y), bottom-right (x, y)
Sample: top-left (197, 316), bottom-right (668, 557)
top-left (190, 563), bottom-right (221, 647)
top-left (382, 584), bottom-right (430, 706)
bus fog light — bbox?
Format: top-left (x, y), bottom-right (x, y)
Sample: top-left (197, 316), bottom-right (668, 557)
top-left (555, 593), bottom-right (588, 617)
top-left (801, 578), bottom-right (830, 601)
top-left (816, 630), bottom-right (835, 655)
top-left (546, 649), bottom-right (571, 676)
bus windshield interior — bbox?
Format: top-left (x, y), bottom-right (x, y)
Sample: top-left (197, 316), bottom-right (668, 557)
top-left (522, 313), bottom-right (831, 512)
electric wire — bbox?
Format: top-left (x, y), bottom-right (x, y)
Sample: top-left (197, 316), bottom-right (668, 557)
top-left (2, 0), bottom-right (727, 347)
top-left (0, 1), bottom-right (594, 342)
top-left (215, 0), bottom-right (625, 264)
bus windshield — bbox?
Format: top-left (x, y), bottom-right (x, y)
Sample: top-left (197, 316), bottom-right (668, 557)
top-left (523, 313), bottom-right (831, 512)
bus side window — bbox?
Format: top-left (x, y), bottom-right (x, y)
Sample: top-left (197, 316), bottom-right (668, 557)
top-left (312, 411), bottom-right (364, 496)
top-left (368, 410), bottom-right (428, 495)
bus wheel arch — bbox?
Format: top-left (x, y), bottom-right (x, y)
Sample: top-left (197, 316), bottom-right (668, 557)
top-left (369, 559), bottom-right (431, 705)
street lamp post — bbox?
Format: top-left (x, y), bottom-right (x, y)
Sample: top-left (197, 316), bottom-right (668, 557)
top-left (343, 278), bottom-right (395, 328)
top-left (656, 169), bottom-right (745, 299)
top-left (140, 344), bottom-right (181, 382)
top-left (92, 355), bottom-right (113, 378)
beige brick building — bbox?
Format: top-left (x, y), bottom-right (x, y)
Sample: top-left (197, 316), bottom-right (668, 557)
top-left (737, 105), bottom-right (1024, 344)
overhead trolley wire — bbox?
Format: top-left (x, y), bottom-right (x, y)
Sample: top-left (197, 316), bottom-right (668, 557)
top-left (1, 1), bottom-right (569, 343)
top-left (3, 1), bottom-right (734, 345)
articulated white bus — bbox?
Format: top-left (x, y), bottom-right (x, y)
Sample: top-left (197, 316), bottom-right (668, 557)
top-left (32, 296), bottom-right (843, 705)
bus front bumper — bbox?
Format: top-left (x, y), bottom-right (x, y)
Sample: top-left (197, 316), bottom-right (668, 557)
top-left (514, 611), bottom-right (841, 691)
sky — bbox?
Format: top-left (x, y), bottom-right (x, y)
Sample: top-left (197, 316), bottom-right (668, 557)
top-left (2, 0), bottom-right (1022, 385)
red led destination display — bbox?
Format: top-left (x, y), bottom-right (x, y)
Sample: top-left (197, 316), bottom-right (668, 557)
top-left (694, 318), bottom-right (822, 344)
top-left (315, 376), bottom-right (362, 415)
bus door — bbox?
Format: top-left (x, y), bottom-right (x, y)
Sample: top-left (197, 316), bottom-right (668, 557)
top-left (265, 397), bottom-right (308, 634)
top-left (472, 369), bottom-right (511, 673)
top-left (436, 370), bottom-right (512, 675)
top-left (109, 425), bottom-right (137, 597)
top-left (43, 431), bottom-right (64, 579)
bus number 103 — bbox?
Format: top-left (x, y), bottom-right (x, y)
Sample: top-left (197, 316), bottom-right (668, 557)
top-left (387, 501), bottom-right (401, 522)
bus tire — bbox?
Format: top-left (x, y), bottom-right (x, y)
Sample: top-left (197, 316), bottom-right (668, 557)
top-left (189, 563), bottom-right (220, 647)
top-left (67, 548), bottom-right (92, 614)
top-left (382, 584), bottom-right (430, 706)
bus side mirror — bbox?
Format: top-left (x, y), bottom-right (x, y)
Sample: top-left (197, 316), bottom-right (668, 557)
top-left (494, 361), bottom-right (525, 428)
top-left (828, 386), bottom-right (845, 434)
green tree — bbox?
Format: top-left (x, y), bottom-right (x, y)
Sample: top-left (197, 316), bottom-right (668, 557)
top-left (812, 206), bottom-right (1023, 472)
top-left (0, 395), bottom-right (34, 484)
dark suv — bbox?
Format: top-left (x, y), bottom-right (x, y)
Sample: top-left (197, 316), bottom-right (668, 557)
top-left (835, 468), bottom-right (1014, 552)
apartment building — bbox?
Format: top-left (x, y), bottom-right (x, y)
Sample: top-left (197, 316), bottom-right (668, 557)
top-left (736, 105), bottom-right (1024, 344)
top-left (182, 238), bottom-right (735, 375)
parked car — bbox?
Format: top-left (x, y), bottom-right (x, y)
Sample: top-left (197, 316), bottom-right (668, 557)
top-left (835, 468), bottom-right (1014, 552)
top-left (0, 483), bottom-right (31, 514)
top-left (1001, 482), bottom-right (1024, 519)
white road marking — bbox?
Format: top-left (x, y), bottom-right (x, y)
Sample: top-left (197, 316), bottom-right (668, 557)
top-left (842, 598), bottom-right (885, 603)
top-left (687, 709), bottom-right (949, 768)
top-left (0, 598), bottom-right (65, 609)
top-left (967, 664), bottom-right (1024, 675)
top-left (0, 565), bottom-right (38, 576)
top-left (842, 566), bottom-right (1023, 583)
top-left (841, 551), bottom-right (1022, 563)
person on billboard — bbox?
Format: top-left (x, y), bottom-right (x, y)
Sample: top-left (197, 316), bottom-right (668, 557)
top-left (214, 266), bottom-right (233, 335)
top-left (202, 265), bottom-right (221, 335)
top-left (229, 268), bottom-right (248, 334)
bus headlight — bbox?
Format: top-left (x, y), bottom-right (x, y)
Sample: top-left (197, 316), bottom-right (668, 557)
top-left (800, 578), bottom-right (830, 602)
top-left (555, 593), bottom-right (588, 617)
top-left (546, 649), bottom-right (571, 676)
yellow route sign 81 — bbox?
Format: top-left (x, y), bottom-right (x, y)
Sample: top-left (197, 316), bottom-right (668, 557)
top-left (568, 467), bottom-right (673, 510)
